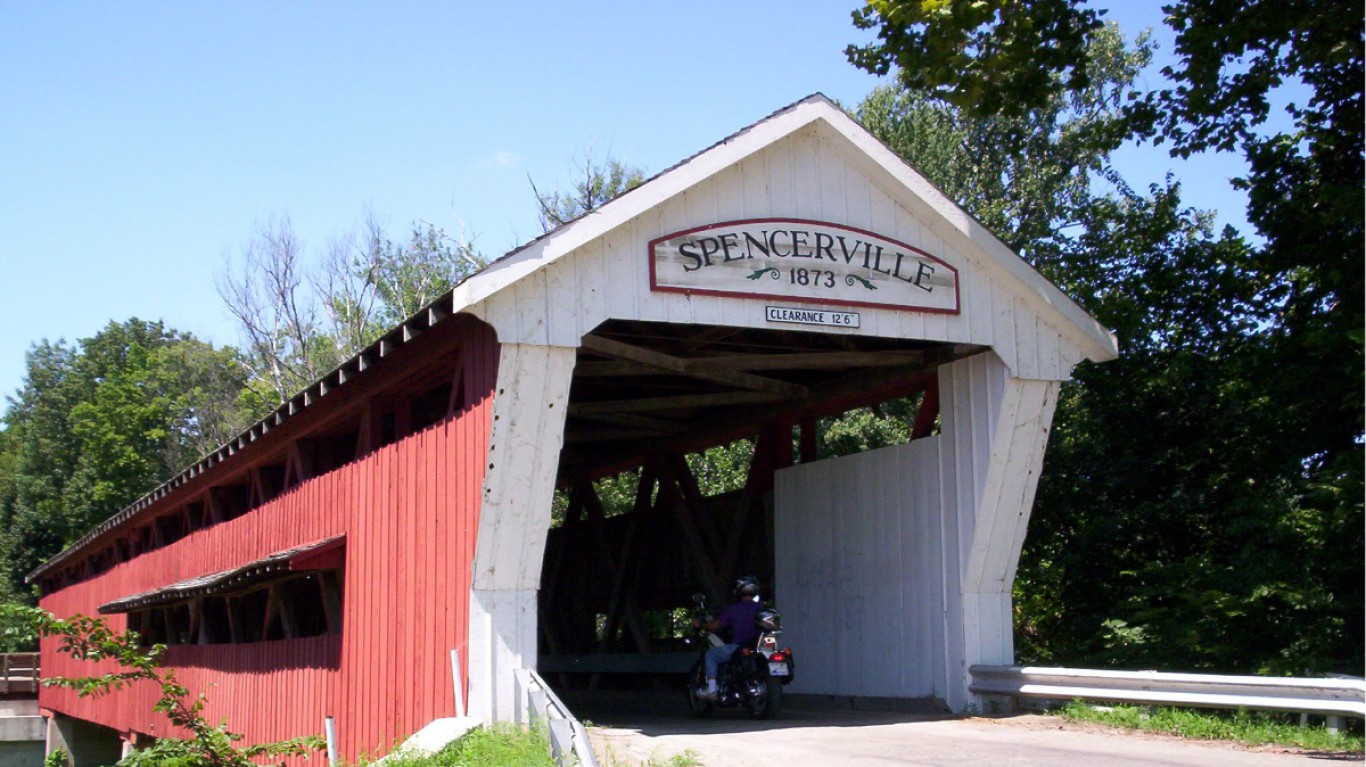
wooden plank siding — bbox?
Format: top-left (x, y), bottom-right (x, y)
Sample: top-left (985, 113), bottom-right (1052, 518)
top-left (774, 352), bottom-right (1060, 710)
top-left (38, 317), bottom-right (500, 763)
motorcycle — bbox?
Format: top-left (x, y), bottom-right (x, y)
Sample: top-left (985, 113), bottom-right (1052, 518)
top-left (684, 592), bottom-right (795, 719)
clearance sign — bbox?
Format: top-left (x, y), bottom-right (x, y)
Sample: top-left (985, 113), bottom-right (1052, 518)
top-left (649, 219), bottom-right (959, 314)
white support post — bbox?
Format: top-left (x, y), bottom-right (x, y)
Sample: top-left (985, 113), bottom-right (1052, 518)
top-left (466, 343), bottom-right (577, 722)
top-left (937, 353), bottom-right (1060, 712)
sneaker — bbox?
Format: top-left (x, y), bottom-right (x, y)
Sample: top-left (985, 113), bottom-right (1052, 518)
top-left (694, 687), bottom-right (718, 701)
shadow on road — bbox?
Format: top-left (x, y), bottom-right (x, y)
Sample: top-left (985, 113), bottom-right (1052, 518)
top-left (558, 687), bottom-right (957, 738)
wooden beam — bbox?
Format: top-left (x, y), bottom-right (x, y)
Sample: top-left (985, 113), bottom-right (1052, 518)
top-left (190, 598), bottom-right (205, 645)
top-left (561, 364), bottom-right (942, 479)
top-left (355, 399), bottom-right (383, 459)
top-left (572, 411), bottom-right (681, 433)
top-left (446, 356), bottom-right (467, 416)
top-left (912, 376), bottom-right (940, 440)
top-left (261, 586), bottom-right (278, 641)
top-left (582, 334), bottom-right (808, 398)
top-left (278, 584), bottom-right (298, 639)
top-left (319, 572), bottom-right (342, 635)
top-left (571, 360), bottom-right (672, 377)
top-left (596, 464), bottom-right (659, 657)
top-left (566, 428), bottom-right (670, 444)
top-left (667, 475), bottom-right (727, 606)
top-left (570, 391), bottom-right (779, 416)
top-left (685, 350), bottom-right (928, 372)
top-left (226, 596), bottom-right (242, 643)
top-left (283, 441), bottom-right (313, 490)
top-left (393, 397), bottom-right (413, 441)
top-left (799, 416), bottom-right (819, 463)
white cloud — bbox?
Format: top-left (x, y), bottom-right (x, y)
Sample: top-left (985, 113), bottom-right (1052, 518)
top-left (493, 150), bottom-right (520, 168)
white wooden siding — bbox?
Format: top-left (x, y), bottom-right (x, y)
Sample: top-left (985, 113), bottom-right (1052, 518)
top-left (471, 125), bottom-right (1090, 381)
top-left (774, 437), bottom-right (943, 699)
top-left (774, 352), bottom-right (1059, 708)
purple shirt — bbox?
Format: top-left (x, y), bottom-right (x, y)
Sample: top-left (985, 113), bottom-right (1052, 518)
top-left (718, 598), bottom-right (763, 648)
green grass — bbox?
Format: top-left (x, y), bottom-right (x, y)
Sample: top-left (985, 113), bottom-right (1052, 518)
top-left (368, 723), bottom-right (556, 767)
top-left (595, 742), bottom-right (702, 767)
top-left (361, 723), bottom-right (701, 767)
top-left (645, 752), bottom-right (702, 767)
top-left (1057, 702), bottom-right (1364, 753)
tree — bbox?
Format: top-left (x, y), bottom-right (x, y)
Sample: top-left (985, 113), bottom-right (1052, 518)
top-left (855, 23), bottom-right (1148, 257)
top-left (531, 155), bottom-right (646, 232)
top-left (0, 320), bottom-right (249, 599)
top-left (849, 13), bottom-right (1363, 674)
top-left (846, 1), bottom-right (1363, 481)
top-left (220, 215), bottom-right (486, 409)
top-left (217, 218), bottom-right (328, 407)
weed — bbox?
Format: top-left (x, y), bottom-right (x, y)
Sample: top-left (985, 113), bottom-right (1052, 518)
top-left (1058, 702), bottom-right (1364, 753)
top-left (372, 723), bottom-right (556, 767)
top-left (645, 750), bottom-right (702, 767)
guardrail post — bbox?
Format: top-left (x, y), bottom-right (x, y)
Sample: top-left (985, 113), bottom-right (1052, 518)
top-left (548, 719), bottom-right (572, 764)
top-left (529, 689), bottom-right (548, 723)
top-left (513, 669), bottom-right (529, 726)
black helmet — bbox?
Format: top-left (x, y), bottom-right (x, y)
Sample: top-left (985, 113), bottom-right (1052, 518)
top-left (756, 608), bottom-right (781, 631)
top-left (734, 575), bottom-right (760, 597)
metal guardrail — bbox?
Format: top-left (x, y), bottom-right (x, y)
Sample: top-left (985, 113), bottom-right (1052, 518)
top-left (970, 665), bottom-right (1366, 719)
top-left (516, 668), bottom-right (599, 767)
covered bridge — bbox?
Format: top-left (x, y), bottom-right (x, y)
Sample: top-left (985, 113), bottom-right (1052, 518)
top-left (29, 95), bottom-right (1116, 762)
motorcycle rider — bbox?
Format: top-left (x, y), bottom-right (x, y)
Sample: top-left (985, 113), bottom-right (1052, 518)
top-left (694, 575), bottom-right (764, 701)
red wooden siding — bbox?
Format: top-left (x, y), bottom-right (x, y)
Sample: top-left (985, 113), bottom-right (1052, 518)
top-left (38, 317), bottom-right (500, 762)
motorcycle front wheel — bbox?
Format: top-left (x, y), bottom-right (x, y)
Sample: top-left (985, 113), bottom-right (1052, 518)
top-left (686, 660), bottom-right (715, 718)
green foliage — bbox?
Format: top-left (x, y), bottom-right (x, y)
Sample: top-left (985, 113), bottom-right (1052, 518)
top-left (533, 155), bottom-right (646, 232)
top-left (43, 749), bottom-right (66, 767)
top-left (684, 440), bottom-right (754, 496)
top-left (1058, 702), bottom-right (1363, 753)
top-left (0, 600), bottom-right (39, 651)
top-left (334, 218), bottom-right (485, 341)
top-left (818, 400), bottom-right (917, 459)
top-left (848, 0), bottom-right (1107, 121)
top-left (0, 320), bottom-right (251, 599)
top-left (855, 23), bottom-right (1147, 255)
top-left (371, 723), bottom-right (554, 767)
top-left (851, 0), bottom-right (1363, 677)
top-left (645, 753), bottom-right (702, 767)
top-left (3, 604), bottom-right (323, 767)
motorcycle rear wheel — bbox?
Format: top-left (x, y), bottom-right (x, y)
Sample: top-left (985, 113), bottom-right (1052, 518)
top-left (747, 677), bottom-right (783, 719)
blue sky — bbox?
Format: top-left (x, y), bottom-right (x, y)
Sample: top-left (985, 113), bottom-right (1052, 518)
top-left (0, 2), bottom-right (1256, 406)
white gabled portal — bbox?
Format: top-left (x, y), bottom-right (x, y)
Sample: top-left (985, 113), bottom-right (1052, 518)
top-left (456, 95), bottom-right (1113, 717)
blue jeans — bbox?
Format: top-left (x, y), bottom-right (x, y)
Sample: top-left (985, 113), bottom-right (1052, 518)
top-left (705, 643), bottom-right (739, 679)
